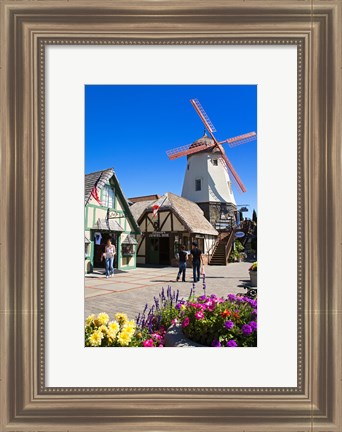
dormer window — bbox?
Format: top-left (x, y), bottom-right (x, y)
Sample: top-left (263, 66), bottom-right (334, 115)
top-left (212, 159), bottom-right (218, 166)
top-left (102, 185), bottom-right (115, 208)
top-left (195, 179), bottom-right (202, 191)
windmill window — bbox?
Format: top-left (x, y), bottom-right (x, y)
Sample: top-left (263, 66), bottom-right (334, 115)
top-left (187, 164), bottom-right (190, 170)
top-left (212, 159), bottom-right (218, 166)
top-left (195, 179), bottom-right (202, 191)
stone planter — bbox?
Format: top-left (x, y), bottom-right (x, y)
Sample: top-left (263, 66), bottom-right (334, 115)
top-left (165, 324), bottom-right (205, 347)
top-left (249, 270), bottom-right (257, 287)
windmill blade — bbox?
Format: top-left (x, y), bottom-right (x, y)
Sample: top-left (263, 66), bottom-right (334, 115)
top-left (166, 141), bottom-right (215, 160)
top-left (220, 131), bottom-right (257, 148)
top-left (218, 157), bottom-right (242, 193)
top-left (190, 99), bottom-right (217, 135)
top-left (218, 152), bottom-right (247, 193)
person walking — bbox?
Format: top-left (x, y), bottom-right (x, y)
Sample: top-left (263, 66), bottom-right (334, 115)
top-left (190, 241), bottom-right (203, 283)
top-left (102, 239), bottom-right (116, 278)
top-left (176, 245), bottom-right (188, 282)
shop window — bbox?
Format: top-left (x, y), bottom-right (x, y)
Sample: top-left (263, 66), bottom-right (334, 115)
top-left (195, 179), bottom-right (202, 191)
top-left (122, 244), bottom-right (135, 256)
top-left (102, 185), bottom-right (115, 208)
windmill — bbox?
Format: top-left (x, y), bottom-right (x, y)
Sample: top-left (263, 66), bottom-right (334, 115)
top-left (166, 98), bottom-right (257, 228)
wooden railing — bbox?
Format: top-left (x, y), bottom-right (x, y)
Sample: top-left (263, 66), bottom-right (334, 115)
top-left (208, 231), bottom-right (232, 265)
top-left (224, 229), bottom-right (236, 264)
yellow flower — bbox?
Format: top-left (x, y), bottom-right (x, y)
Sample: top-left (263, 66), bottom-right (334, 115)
top-left (88, 330), bottom-right (104, 347)
top-left (115, 312), bottom-right (128, 324)
top-left (122, 323), bottom-right (136, 337)
top-left (126, 320), bottom-right (136, 328)
top-left (85, 314), bottom-right (96, 325)
top-left (117, 330), bottom-right (132, 346)
top-left (108, 321), bottom-right (120, 338)
top-left (99, 325), bottom-right (108, 334)
top-left (97, 312), bottom-right (109, 325)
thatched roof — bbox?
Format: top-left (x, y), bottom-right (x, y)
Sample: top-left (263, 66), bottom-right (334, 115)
top-left (136, 192), bottom-right (218, 236)
top-left (130, 200), bottom-right (154, 222)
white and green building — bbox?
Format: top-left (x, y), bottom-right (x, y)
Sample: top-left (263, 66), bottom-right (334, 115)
top-left (84, 168), bottom-right (140, 273)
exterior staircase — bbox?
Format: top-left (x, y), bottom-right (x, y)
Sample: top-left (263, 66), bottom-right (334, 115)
top-left (208, 230), bottom-right (235, 266)
top-left (209, 239), bottom-right (227, 265)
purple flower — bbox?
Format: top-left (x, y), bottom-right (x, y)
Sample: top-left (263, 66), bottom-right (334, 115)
top-left (226, 340), bottom-right (238, 347)
top-left (211, 339), bottom-right (221, 347)
top-left (252, 308), bottom-right (257, 317)
top-left (249, 299), bottom-right (257, 308)
top-left (198, 295), bottom-right (207, 302)
top-left (224, 320), bottom-right (234, 330)
top-left (228, 294), bottom-right (236, 302)
top-left (249, 321), bottom-right (257, 331)
top-left (241, 324), bottom-right (253, 336)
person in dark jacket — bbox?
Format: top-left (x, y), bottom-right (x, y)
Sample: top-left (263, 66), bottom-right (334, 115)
top-left (190, 242), bottom-right (203, 283)
top-left (176, 245), bottom-right (188, 282)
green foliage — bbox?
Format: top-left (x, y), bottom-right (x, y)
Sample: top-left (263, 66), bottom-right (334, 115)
top-left (235, 240), bottom-right (244, 252)
top-left (228, 249), bottom-right (240, 262)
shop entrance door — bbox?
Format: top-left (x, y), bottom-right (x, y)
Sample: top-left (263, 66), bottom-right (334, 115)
top-left (149, 237), bottom-right (159, 265)
top-left (159, 237), bottom-right (170, 265)
top-left (93, 232), bottom-right (117, 268)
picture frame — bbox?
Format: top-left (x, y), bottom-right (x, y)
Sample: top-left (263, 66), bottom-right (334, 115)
top-left (1, 1), bottom-right (341, 430)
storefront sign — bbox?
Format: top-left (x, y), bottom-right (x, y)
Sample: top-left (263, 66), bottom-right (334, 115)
top-left (107, 210), bottom-right (123, 219)
top-left (149, 232), bottom-right (169, 238)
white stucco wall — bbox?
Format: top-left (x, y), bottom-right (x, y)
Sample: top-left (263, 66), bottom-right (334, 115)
top-left (181, 152), bottom-right (236, 205)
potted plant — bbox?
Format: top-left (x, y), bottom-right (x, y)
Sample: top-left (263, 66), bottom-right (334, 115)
top-left (249, 261), bottom-right (257, 287)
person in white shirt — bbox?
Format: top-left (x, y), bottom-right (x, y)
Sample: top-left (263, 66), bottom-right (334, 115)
top-left (102, 239), bottom-right (116, 278)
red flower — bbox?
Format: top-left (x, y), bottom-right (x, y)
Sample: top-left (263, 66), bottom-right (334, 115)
top-left (220, 309), bottom-right (231, 318)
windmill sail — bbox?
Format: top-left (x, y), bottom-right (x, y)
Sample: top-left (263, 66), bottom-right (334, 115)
top-left (218, 155), bottom-right (246, 193)
top-left (166, 140), bottom-right (215, 160)
top-left (190, 99), bottom-right (217, 135)
top-left (221, 131), bottom-right (257, 148)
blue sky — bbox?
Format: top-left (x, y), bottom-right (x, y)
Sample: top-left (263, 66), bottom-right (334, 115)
top-left (85, 85), bottom-right (257, 219)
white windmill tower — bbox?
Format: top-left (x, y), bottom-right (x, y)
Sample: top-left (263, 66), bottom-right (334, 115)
top-left (166, 99), bottom-right (256, 229)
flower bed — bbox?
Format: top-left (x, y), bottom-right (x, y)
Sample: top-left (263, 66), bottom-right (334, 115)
top-left (85, 276), bottom-right (257, 348)
top-left (174, 293), bottom-right (257, 347)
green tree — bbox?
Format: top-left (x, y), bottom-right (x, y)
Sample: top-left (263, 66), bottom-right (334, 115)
top-left (252, 209), bottom-right (257, 223)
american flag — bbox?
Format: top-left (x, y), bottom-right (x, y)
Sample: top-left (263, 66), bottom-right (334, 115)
top-left (90, 185), bottom-right (102, 206)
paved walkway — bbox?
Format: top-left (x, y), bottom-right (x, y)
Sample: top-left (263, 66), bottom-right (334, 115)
top-left (85, 263), bottom-right (252, 320)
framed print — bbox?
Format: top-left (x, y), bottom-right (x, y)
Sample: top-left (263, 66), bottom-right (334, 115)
top-left (1, 0), bottom-right (341, 431)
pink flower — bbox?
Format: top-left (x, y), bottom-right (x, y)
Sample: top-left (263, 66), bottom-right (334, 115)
top-left (143, 339), bottom-right (154, 347)
top-left (182, 317), bottom-right (190, 328)
top-left (152, 333), bottom-right (162, 341)
top-left (171, 319), bottom-right (178, 325)
top-left (158, 344), bottom-right (164, 348)
top-left (195, 311), bottom-right (204, 320)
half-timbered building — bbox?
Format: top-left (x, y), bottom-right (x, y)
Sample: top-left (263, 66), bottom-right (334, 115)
top-left (84, 168), bottom-right (140, 273)
top-left (131, 192), bottom-right (218, 266)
